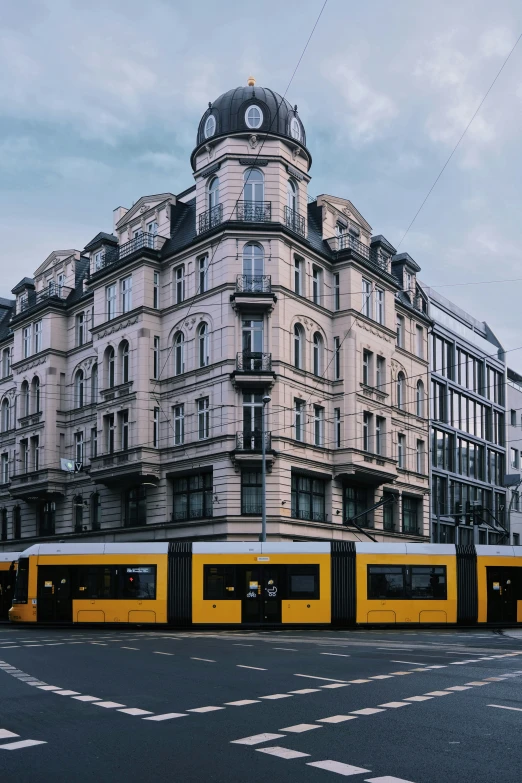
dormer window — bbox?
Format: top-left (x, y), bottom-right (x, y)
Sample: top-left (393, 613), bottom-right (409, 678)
top-left (335, 221), bottom-right (347, 236)
top-left (290, 117), bottom-right (301, 141)
top-left (57, 273), bottom-right (65, 292)
top-left (245, 105), bottom-right (263, 129)
top-left (147, 220), bottom-right (158, 236)
top-left (94, 251), bottom-right (104, 271)
top-left (405, 271), bottom-right (413, 291)
top-left (204, 115), bottom-right (216, 138)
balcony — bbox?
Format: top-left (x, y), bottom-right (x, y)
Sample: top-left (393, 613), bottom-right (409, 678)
top-left (99, 381), bottom-right (134, 402)
top-left (236, 275), bottom-right (271, 294)
top-left (236, 201), bottom-right (272, 223)
top-left (231, 352), bottom-right (275, 389)
top-left (91, 232), bottom-right (167, 274)
top-left (89, 447), bottom-right (160, 487)
top-left (9, 469), bottom-right (66, 501)
top-left (16, 283), bottom-right (72, 315)
top-left (326, 233), bottom-right (390, 273)
top-left (232, 431), bottom-right (275, 469)
top-left (198, 204), bottom-right (223, 234)
top-left (284, 206), bottom-right (306, 236)
top-left (231, 275), bottom-right (275, 312)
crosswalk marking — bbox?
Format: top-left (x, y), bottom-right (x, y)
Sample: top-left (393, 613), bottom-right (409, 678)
top-left (72, 696), bottom-right (101, 702)
top-left (224, 700), bottom-right (260, 706)
top-left (54, 690), bottom-right (80, 696)
top-left (187, 706), bottom-right (225, 713)
top-left (351, 708), bottom-right (385, 716)
top-left (0, 730), bottom-right (19, 740)
top-left (279, 724), bottom-right (321, 733)
top-left (118, 708), bottom-right (154, 716)
top-left (93, 701), bottom-right (126, 708)
top-left (423, 691), bottom-right (452, 696)
top-left (143, 713), bottom-right (187, 721)
top-left (403, 696), bottom-right (433, 702)
top-left (317, 715), bottom-right (357, 724)
top-left (307, 760), bottom-right (370, 775)
top-left (231, 733), bottom-right (286, 745)
top-left (0, 740), bottom-right (47, 751)
top-left (445, 686), bottom-right (471, 691)
top-left (256, 746), bottom-right (310, 760)
top-left (378, 702), bottom-right (411, 708)
top-left (348, 679), bottom-right (371, 684)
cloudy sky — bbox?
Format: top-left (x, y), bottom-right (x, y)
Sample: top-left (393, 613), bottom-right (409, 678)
top-left (2, 0), bottom-right (522, 367)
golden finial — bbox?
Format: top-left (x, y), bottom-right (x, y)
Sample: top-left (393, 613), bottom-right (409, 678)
top-left (247, 76), bottom-right (255, 87)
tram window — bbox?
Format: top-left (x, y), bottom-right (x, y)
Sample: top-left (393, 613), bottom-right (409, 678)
top-left (287, 565), bottom-right (319, 599)
top-left (204, 565), bottom-right (237, 600)
top-left (120, 566), bottom-right (156, 599)
top-left (13, 558), bottom-right (29, 603)
top-left (74, 565), bottom-right (156, 600)
top-left (368, 566), bottom-right (405, 599)
top-left (411, 566), bottom-right (446, 600)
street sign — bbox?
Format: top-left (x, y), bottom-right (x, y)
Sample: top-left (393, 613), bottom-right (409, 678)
top-left (60, 458), bottom-right (75, 473)
top-left (75, 462), bottom-right (83, 473)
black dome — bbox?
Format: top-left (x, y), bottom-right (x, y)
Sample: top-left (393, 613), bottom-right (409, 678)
top-left (193, 84), bottom-right (308, 164)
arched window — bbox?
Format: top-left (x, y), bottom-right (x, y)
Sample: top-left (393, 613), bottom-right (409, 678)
top-left (242, 243), bottom-right (264, 291)
top-left (120, 341), bottom-right (130, 384)
top-left (20, 381), bottom-right (29, 418)
top-left (74, 370), bottom-right (84, 408)
top-left (208, 177), bottom-right (219, 210)
top-left (245, 105), bottom-right (263, 129)
top-left (243, 168), bottom-right (264, 205)
top-left (294, 324), bottom-right (304, 369)
top-left (107, 347), bottom-right (115, 389)
top-left (397, 371), bottom-right (406, 410)
top-left (31, 376), bottom-right (40, 413)
top-left (416, 380), bottom-right (424, 418)
top-left (313, 332), bottom-right (323, 376)
top-left (91, 492), bottom-right (101, 531)
top-left (0, 399), bottom-right (9, 433)
top-left (73, 494), bottom-right (83, 533)
top-left (174, 332), bottom-right (184, 376)
top-left (91, 363), bottom-right (98, 402)
top-left (287, 179), bottom-right (297, 212)
top-left (198, 323), bottom-right (209, 368)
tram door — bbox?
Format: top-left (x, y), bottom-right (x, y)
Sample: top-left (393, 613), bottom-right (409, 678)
top-left (37, 566), bottom-right (73, 622)
top-left (241, 565), bottom-right (283, 624)
top-left (486, 567), bottom-right (519, 623)
top-left (0, 566), bottom-right (15, 620)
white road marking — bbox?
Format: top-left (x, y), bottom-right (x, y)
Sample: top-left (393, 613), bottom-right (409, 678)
top-left (388, 672), bottom-right (414, 676)
top-left (322, 683), bottom-right (349, 689)
top-left (143, 713), bottom-right (187, 721)
top-left (487, 704), bottom-right (522, 712)
top-left (191, 658), bottom-right (215, 663)
top-left (378, 702), bottom-right (411, 708)
top-left (403, 696), bottom-right (433, 702)
top-left (320, 653), bottom-right (351, 658)
top-left (424, 691), bottom-right (452, 696)
top-left (0, 740), bottom-right (47, 750)
top-left (231, 733), bottom-right (286, 746)
top-left (288, 689), bottom-right (321, 694)
top-left (225, 700), bottom-right (260, 706)
top-left (93, 701), bottom-right (126, 708)
top-left (237, 665), bottom-right (267, 671)
top-left (233, 644), bottom-right (253, 647)
top-left (425, 665), bottom-right (447, 669)
top-left (317, 715), bottom-right (357, 724)
top-left (187, 706), bottom-right (225, 713)
top-left (37, 686), bottom-right (61, 691)
top-left (445, 686), bottom-right (472, 691)
top-left (153, 652), bottom-right (174, 656)
top-left (307, 760), bottom-right (370, 775)
top-left (72, 696), bottom-right (101, 702)
top-left (390, 661), bottom-right (425, 666)
top-left (118, 708), bottom-right (154, 716)
top-left (121, 647), bottom-right (139, 651)
top-left (377, 648), bottom-right (413, 651)
top-left (348, 679), bottom-right (371, 684)
top-left (466, 681), bottom-right (490, 686)
top-left (365, 776), bottom-right (416, 783)
top-left (260, 694), bottom-right (293, 700)
top-left (54, 690), bottom-right (81, 696)
top-left (0, 730), bottom-right (19, 739)
top-left (279, 724), bottom-right (321, 733)
top-left (351, 708), bottom-right (385, 716)
top-left (294, 674), bottom-right (349, 683)
top-left (370, 675), bottom-right (394, 680)
top-left (256, 746), bottom-right (310, 760)
top-left (274, 648), bottom-right (298, 651)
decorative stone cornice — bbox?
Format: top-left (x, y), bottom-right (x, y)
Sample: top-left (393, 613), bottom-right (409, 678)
top-left (97, 315), bottom-right (140, 338)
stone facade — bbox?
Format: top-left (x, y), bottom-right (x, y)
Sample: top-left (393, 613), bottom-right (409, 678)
top-left (506, 369), bottom-right (522, 546)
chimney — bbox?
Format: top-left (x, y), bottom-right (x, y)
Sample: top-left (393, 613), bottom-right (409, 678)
top-left (113, 206), bottom-right (128, 231)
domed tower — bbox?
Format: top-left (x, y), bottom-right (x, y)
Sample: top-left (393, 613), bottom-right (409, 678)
top-left (192, 77), bottom-right (312, 236)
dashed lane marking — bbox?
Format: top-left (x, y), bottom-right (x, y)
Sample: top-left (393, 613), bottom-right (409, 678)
top-left (349, 679), bottom-right (371, 684)
top-left (191, 657), bottom-right (216, 662)
top-left (294, 674), bottom-right (349, 683)
top-left (260, 694), bottom-right (293, 700)
top-left (236, 665), bottom-right (267, 670)
top-left (321, 683), bottom-right (349, 689)
top-left (487, 704), bottom-right (522, 713)
top-left (279, 724), bottom-right (322, 733)
top-left (256, 746), bottom-right (310, 760)
top-left (365, 777), bottom-right (416, 783)
top-left (403, 696), bottom-right (433, 702)
top-left (153, 651), bottom-right (174, 656)
top-left (187, 706), bottom-right (225, 713)
top-left (423, 691), bottom-right (453, 697)
top-left (93, 701), bottom-right (126, 709)
top-left (351, 708), bottom-right (385, 716)
top-left (231, 733), bottom-right (286, 746)
top-left (445, 686), bottom-right (472, 691)
top-left (37, 686), bottom-right (60, 691)
top-left (143, 713), bottom-right (187, 721)
top-left (317, 715), bottom-right (358, 724)
top-left (273, 648), bottom-right (298, 651)
top-left (378, 702), bottom-right (411, 708)
top-left (466, 681), bottom-right (491, 686)
top-left (370, 675), bottom-right (394, 680)
top-left (121, 647), bottom-right (139, 651)
top-left (72, 696), bottom-right (101, 702)
top-left (54, 690), bottom-right (80, 696)
top-left (307, 760), bottom-right (370, 775)
top-left (0, 740), bottom-right (47, 751)
top-left (233, 644), bottom-right (254, 647)
top-left (288, 688), bottom-right (321, 694)
top-left (118, 708), bottom-right (154, 716)
top-left (320, 653), bottom-right (351, 658)
top-left (0, 730), bottom-right (19, 739)
top-left (225, 700), bottom-right (260, 706)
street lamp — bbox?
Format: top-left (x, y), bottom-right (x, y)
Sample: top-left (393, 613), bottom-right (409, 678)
top-left (261, 394), bottom-right (271, 542)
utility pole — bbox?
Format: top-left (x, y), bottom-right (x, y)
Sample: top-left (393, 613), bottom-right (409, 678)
top-left (260, 395), bottom-right (271, 542)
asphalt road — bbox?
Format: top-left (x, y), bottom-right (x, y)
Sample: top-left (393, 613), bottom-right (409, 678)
top-left (1, 624), bottom-right (521, 783)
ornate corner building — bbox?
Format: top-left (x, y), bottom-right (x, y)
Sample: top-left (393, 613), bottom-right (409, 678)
top-left (0, 79), bottom-right (433, 549)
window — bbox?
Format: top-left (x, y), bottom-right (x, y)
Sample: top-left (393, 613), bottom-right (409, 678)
top-left (20, 380), bottom-right (29, 417)
top-left (511, 409), bottom-right (517, 427)
top-left (397, 372), bottom-right (406, 410)
top-left (398, 434), bottom-right (406, 468)
top-left (204, 114), bottom-right (216, 138)
top-left (313, 332), bottom-right (323, 376)
top-left (334, 336), bottom-right (341, 379)
top-left (174, 405), bottom-right (184, 445)
top-left (383, 492), bottom-right (395, 530)
top-left (174, 332), bottom-right (184, 375)
top-left (294, 257), bottom-right (303, 295)
top-left (13, 506), bottom-right (21, 540)
top-left (106, 284), bottom-right (116, 320)
top-left (153, 407), bottom-right (159, 448)
top-left (416, 380), bottom-right (424, 417)
top-left (376, 356), bottom-right (385, 390)
top-left (314, 405), bottom-right (324, 446)
top-left (91, 363), bottom-right (98, 402)
top-left (91, 427), bottom-right (98, 458)
top-left (121, 341), bottom-right (129, 384)
top-left (207, 176), bottom-right (219, 212)
top-left (121, 276), bottom-right (132, 313)
top-left (416, 440), bottom-right (425, 474)
top-left (295, 399), bottom-right (305, 442)
top-left (512, 491), bottom-right (520, 513)
top-left (1, 508), bottom-right (7, 541)
top-left (34, 320), bottom-right (42, 353)
top-left (367, 565), bottom-right (446, 600)
top-left (23, 325), bottom-right (32, 358)
top-left (241, 470), bottom-right (262, 515)
top-left (30, 435), bottom-right (39, 471)
top-left (1, 399), bottom-right (9, 432)
top-left (147, 220), bottom-right (158, 236)
top-left (198, 323), bottom-right (209, 367)
top-left (376, 417), bottom-right (385, 456)
top-left (334, 408), bottom-right (341, 448)
top-left (362, 279), bottom-right (372, 318)
top-left (431, 380), bottom-right (445, 422)
top-left (287, 178), bottom-right (297, 212)
top-left (74, 370), bottom-right (84, 408)
top-left (431, 335), bottom-right (454, 380)
top-left (198, 256), bottom-right (208, 293)
top-left (74, 563), bottom-right (156, 598)
top-left (334, 273), bottom-right (340, 311)
top-left (294, 324), bottom-right (304, 369)
top-left (362, 349), bottom-right (371, 386)
top-left (105, 413), bottom-right (115, 454)
top-left (432, 429), bottom-right (454, 471)
top-left (344, 486), bottom-right (371, 527)
top-left (1, 453), bottom-right (9, 484)
top-left (375, 288), bottom-right (384, 324)
top-left (73, 494), bottom-right (84, 533)
top-left (312, 267), bottom-right (322, 305)
top-left (107, 347), bottom-right (115, 388)
top-left (20, 439), bottom-right (28, 473)
top-left (288, 565), bottom-right (319, 599)
top-left (242, 242), bottom-right (264, 286)
top-left (124, 486), bottom-right (147, 528)
top-left (172, 472), bottom-right (213, 520)
top-left (94, 250), bottom-right (104, 271)
top-left (511, 448), bottom-right (519, 469)
top-left (363, 411), bottom-right (371, 452)
top-left (396, 314), bottom-right (405, 348)
top-left (416, 325), bottom-right (423, 358)
top-left (204, 565), bottom-right (237, 600)
top-left (245, 105), bottom-right (263, 128)
top-left (76, 313), bottom-right (85, 347)
top-left (243, 168), bottom-right (264, 205)
top-left (198, 397), bottom-right (209, 439)
top-left (175, 266), bottom-right (185, 304)
top-left (2, 348), bottom-right (11, 378)
top-left (74, 431), bottom-right (84, 464)
top-left (290, 117), bottom-right (301, 141)
top-left (291, 475), bottom-right (326, 522)
top-left (91, 492), bottom-right (101, 531)
top-left (120, 410), bottom-right (129, 451)
top-left (31, 376), bottom-right (40, 414)
top-left (402, 497), bottom-right (420, 533)
top-left (153, 271), bottom-right (160, 309)
top-left (153, 337), bottom-right (160, 380)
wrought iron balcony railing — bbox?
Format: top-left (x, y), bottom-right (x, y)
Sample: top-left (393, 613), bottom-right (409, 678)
top-left (236, 431), bottom-right (271, 451)
top-left (92, 232), bottom-right (166, 273)
top-left (236, 275), bottom-right (271, 294)
top-left (236, 352), bottom-right (272, 372)
top-left (198, 204), bottom-right (223, 233)
top-left (17, 283), bottom-right (72, 314)
top-left (236, 201), bottom-right (272, 222)
top-left (326, 233), bottom-right (390, 272)
top-left (284, 205), bottom-right (306, 236)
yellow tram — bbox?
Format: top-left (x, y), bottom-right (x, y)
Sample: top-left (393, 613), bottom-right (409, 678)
top-left (0, 552), bottom-right (20, 621)
top-left (8, 541), bottom-right (522, 626)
